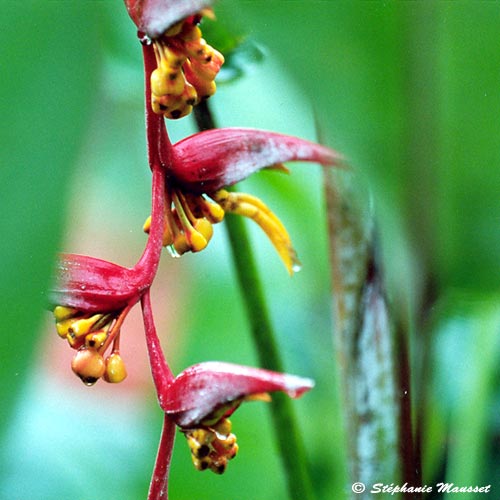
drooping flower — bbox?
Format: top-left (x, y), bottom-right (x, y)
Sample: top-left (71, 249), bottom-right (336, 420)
top-left (148, 13), bottom-right (224, 119)
top-left (125, 0), bottom-right (223, 119)
top-left (140, 291), bottom-right (313, 498)
top-left (143, 126), bottom-right (342, 274)
top-left (168, 362), bottom-right (313, 472)
top-left (49, 160), bottom-right (167, 385)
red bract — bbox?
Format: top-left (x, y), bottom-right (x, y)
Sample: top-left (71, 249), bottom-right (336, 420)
top-left (50, 161), bottom-right (166, 312)
top-left (51, 254), bottom-right (139, 312)
top-left (171, 127), bottom-right (341, 193)
top-left (161, 361), bottom-right (314, 427)
top-left (124, 0), bottom-right (214, 38)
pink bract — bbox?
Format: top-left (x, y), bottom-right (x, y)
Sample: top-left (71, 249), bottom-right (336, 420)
top-left (161, 361), bottom-right (314, 428)
top-left (171, 127), bottom-right (342, 192)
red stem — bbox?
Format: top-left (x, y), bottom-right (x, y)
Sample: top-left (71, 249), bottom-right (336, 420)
top-left (147, 414), bottom-right (177, 500)
top-left (133, 42), bottom-right (173, 285)
top-left (133, 162), bottom-right (166, 287)
top-left (141, 289), bottom-right (175, 395)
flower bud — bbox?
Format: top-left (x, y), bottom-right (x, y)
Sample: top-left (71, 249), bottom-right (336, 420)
top-left (53, 306), bottom-right (78, 322)
top-left (71, 348), bottom-right (106, 386)
top-left (104, 353), bottom-right (128, 384)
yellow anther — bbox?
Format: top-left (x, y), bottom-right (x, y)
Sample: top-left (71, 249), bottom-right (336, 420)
top-left (158, 83), bottom-right (198, 119)
top-left (213, 418), bottom-right (232, 436)
top-left (183, 421), bottom-right (238, 475)
top-left (71, 348), bottom-right (106, 386)
top-left (199, 8), bottom-right (215, 20)
top-left (70, 314), bottom-right (103, 337)
top-left (185, 227), bottom-right (208, 252)
top-left (85, 330), bottom-right (108, 349)
top-left (53, 306), bottom-right (78, 322)
top-left (103, 353), bottom-right (127, 384)
top-left (184, 59), bottom-right (217, 99)
top-left (181, 24), bottom-right (203, 43)
top-left (243, 392), bottom-right (272, 403)
top-left (190, 428), bottom-right (213, 445)
top-left (161, 46), bottom-right (186, 69)
top-left (151, 18), bottom-right (223, 119)
top-left (214, 191), bottom-right (301, 275)
top-left (143, 215), bottom-right (151, 233)
top-left (143, 214), bottom-right (175, 247)
top-left (151, 68), bottom-right (183, 97)
top-left (209, 456), bottom-right (227, 475)
top-left (185, 40), bottom-right (212, 63)
top-left (193, 218), bottom-right (213, 244)
top-left (192, 456), bottom-right (211, 471)
top-left (199, 197), bottom-right (225, 223)
top-left (56, 318), bottom-right (75, 338)
top-left (190, 54), bottom-right (224, 81)
top-left (267, 162), bottom-right (290, 175)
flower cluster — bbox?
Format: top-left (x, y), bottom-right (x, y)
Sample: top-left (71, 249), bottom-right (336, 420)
top-left (54, 305), bottom-right (127, 384)
top-left (150, 11), bottom-right (224, 118)
top-left (50, 3), bottom-right (340, 499)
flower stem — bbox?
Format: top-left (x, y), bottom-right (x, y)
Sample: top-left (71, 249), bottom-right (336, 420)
top-left (193, 101), bottom-right (315, 500)
top-left (147, 414), bottom-right (176, 500)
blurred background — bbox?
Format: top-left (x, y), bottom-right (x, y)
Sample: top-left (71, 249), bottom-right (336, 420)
top-left (2, 1), bottom-right (500, 499)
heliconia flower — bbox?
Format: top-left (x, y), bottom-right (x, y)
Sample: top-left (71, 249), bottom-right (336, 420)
top-left (49, 161), bottom-right (167, 385)
top-left (143, 127), bottom-right (342, 274)
top-left (51, 259), bottom-right (135, 386)
top-left (165, 362), bottom-right (314, 475)
top-left (140, 295), bottom-right (314, 497)
top-left (148, 13), bottom-right (224, 119)
top-left (125, 0), bottom-right (224, 120)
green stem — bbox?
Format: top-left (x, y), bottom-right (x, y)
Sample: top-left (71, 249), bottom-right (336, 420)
top-left (193, 101), bottom-right (315, 500)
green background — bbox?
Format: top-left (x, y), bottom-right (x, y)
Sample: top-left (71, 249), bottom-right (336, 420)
top-left (1, 1), bottom-right (500, 499)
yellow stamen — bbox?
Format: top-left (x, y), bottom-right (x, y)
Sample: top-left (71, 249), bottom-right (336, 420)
top-left (183, 418), bottom-right (238, 474)
top-left (53, 306), bottom-right (78, 322)
top-left (55, 318), bottom-right (76, 338)
top-left (104, 353), bottom-right (128, 384)
top-left (150, 17), bottom-right (223, 119)
top-left (199, 195), bottom-right (225, 222)
top-left (150, 67), bottom-right (184, 97)
top-left (142, 215), bottom-right (151, 233)
top-left (193, 218), bottom-right (213, 244)
top-left (172, 191), bottom-right (209, 252)
top-left (85, 330), bottom-right (108, 349)
top-left (70, 314), bottom-right (104, 337)
top-left (213, 190), bottom-right (301, 275)
top-left (143, 213), bottom-right (174, 247)
top-left (243, 392), bottom-right (272, 403)
top-left (173, 232), bottom-right (190, 255)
